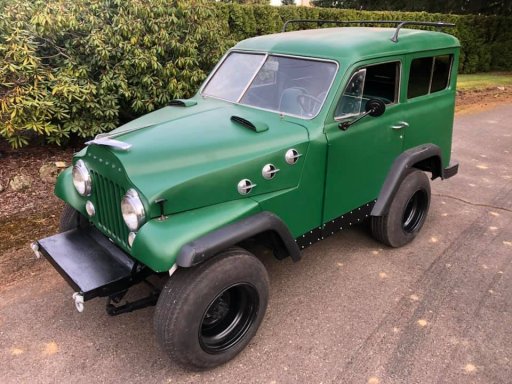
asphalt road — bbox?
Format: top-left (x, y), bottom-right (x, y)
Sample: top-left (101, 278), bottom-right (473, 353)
top-left (1, 105), bottom-right (511, 384)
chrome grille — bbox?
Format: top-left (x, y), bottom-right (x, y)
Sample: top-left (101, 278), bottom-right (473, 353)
top-left (91, 171), bottom-right (129, 247)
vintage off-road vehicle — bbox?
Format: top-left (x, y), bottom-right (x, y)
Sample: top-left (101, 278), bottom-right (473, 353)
top-left (35, 20), bottom-right (460, 369)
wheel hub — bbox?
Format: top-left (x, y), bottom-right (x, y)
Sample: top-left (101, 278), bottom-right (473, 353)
top-left (402, 189), bottom-right (427, 233)
top-left (199, 283), bottom-right (259, 354)
top-left (203, 293), bottom-right (231, 326)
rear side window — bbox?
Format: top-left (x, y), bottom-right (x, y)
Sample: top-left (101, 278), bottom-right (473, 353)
top-left (407, 55), bottom-right (453, 99)
top-left (431, 55), bottom-right (452, 92)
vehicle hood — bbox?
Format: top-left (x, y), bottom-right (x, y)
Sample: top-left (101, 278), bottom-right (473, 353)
top-left (81, 98), bottom-right (310, 217)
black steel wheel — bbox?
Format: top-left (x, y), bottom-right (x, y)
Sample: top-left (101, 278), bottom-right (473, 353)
top-left (200, 283), bottom-right (259, 353)
top-left (402, 189), bottom-right (429, 233)
top-left (154, 247), bottom-right (269, 370)
top-left (371, 168), bottom-right (431, 247)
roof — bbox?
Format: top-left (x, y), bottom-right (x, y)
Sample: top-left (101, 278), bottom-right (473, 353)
top-left (234, 27), bottom-right (460, 62)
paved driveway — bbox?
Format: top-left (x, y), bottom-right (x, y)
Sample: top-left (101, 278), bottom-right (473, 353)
top-left (1, 106), bottom-right (511, 384)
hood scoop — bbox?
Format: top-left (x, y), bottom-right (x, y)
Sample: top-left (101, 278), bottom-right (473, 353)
top-left (231, 115), bottom-right (269, 133)
top-left (169, 99), bottom-right (198, 107)
top-left (85, 137), bottom-right (132, 151)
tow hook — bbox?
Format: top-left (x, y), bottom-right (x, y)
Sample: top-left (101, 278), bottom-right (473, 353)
top-left (31, 242), bottom-right (42, 259)
top-left (72, 292), bottom-right (85, 313)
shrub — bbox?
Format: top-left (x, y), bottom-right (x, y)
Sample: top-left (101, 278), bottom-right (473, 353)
top-left (217, 6), bottom-right (512, 75)
top-left (1, 1), bottom-right (511, 147)
top-left (0, 0), bottom-right (231, 147)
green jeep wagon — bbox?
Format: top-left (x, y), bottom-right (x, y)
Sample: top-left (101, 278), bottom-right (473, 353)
top-left (36, 21), bottom-right (460, 370)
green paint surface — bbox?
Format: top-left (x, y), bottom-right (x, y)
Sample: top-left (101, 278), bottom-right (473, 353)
top-left (55, 27), bottom-right (460, 271)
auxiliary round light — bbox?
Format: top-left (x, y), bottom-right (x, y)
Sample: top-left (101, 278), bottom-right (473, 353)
top-left (121, 189), bottom-right (146, 231)
top-left (85, 201), bottom-right (95, 217)
top-left (72, 159), bottom-right (92, 196)
top-left (128, 232), bottom-right (137, 247)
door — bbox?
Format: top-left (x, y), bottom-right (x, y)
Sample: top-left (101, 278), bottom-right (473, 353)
top-left (323, 59), bottom-right (406, 222)
top-left (402, 52), bottom-right (457, 165)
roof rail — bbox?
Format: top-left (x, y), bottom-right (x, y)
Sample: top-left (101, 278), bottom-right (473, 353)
top-left (281, 20), bottom-right (455, 43)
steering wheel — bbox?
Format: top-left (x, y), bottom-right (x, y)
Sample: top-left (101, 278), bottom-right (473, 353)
top-left (298, 94), bottom-right (323, 116)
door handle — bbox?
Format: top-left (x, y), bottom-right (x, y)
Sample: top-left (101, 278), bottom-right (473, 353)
top-left (392, 121), bottom-right (409, 130)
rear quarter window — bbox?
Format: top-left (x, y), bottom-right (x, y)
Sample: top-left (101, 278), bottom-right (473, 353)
top-left (407, 55), bottom-right (453, 99)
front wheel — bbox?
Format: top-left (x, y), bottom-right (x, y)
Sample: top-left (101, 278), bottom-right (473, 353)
top-left (154, 247), bottom-right (269, 370)
top-left (371, 168), bottom-right (431, 247)
top-left (59, 204), bottom-right (88, 232)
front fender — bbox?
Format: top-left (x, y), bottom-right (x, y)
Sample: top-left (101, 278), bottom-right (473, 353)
top-left (177, 211), bottom-right (301, 268)
top-left (131, 199), bottom-right (261, 272)
top-left (54, 167), bottom-right (87, 217)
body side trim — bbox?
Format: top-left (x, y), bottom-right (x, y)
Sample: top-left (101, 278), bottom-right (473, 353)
top-left (298, 200), bottom-right (375, 250)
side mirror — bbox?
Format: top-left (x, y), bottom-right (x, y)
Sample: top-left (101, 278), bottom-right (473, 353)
top-left (339, 98), bottom-right (386, 131)
top-left (365, 99), bottom-right (386, 117)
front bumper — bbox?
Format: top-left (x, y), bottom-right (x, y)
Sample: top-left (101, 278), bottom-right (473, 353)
top-left (37, 227), bottom-right (141, 301)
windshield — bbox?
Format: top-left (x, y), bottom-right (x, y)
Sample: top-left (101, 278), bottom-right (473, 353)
top-left (202, 52), bottom-right (338, 118)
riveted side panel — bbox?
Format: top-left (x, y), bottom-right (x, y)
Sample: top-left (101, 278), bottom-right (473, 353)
top-left (297, 201), bottom-right (375, 249)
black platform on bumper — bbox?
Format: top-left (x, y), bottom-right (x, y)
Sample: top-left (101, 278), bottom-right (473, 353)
top-left (37, 227), bottom-right (137, 301)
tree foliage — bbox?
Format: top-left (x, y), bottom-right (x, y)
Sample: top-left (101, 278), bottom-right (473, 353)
top-left (1, 1), bottom-right (511, 147)
top-left (0, 0), bottom-right (230, 148)
top-left (312, 0), bottom-right (512, 16)
top-left (219, 0), bottom-right (270, 4)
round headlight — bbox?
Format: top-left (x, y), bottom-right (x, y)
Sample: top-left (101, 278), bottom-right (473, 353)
top-left (121, 189), bottom-right (145, 231)
top-left (72, 159), bottom-right (92, 196)
top-left (85, 200), bottom-right (95, 217)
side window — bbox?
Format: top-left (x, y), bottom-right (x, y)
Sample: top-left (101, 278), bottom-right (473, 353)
top-left (431, 55), bottom-right (452, 92)
top-left (408, 55), bottom-right (453, 99)
top-left (408, 57), bottom-right (432, 98)
top-left (336, 68), bottom-right (366, 117)
top-left (335, 61), bottom-right (400, 118)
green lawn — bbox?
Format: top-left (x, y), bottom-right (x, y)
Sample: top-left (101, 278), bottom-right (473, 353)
top-left (457, 72), bottom-right (512, 90)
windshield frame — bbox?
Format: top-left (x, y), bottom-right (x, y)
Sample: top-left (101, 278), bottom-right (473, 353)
top-left (200, 50), bottom-right (340, 120)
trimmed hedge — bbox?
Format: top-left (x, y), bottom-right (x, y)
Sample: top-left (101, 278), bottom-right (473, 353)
top-left (0, 0), bottom-right (231, 147)
top-left (1, 1), bottom-right (511, 147)
top-left (222, 4), bottom-right (512, 74)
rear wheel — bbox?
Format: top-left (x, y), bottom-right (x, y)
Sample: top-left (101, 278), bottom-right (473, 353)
top-left (371, 169), bottom-right (431, 247)
top-left (154, 247), bottom-right (269, 370)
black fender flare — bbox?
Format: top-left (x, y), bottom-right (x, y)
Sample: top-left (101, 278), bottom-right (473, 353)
top-left (176, 212), bottom-right (301, 268)
top-left (371, 144), bottom-right (445, 217)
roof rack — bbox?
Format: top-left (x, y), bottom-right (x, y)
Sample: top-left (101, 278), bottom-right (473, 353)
top-left (281, 20), bottom-right (455, 43)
